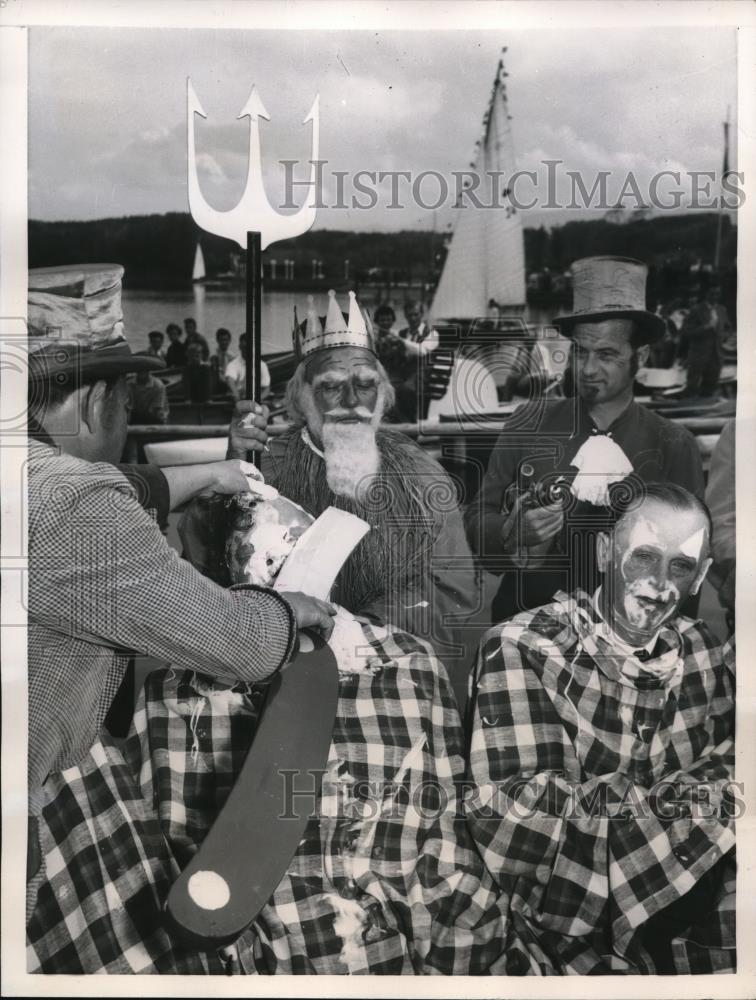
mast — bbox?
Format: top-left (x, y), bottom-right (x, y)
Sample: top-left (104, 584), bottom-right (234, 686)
top-left (714, 109), bottom-right (730, 273)
top-left (430, 48), bottom-right (526, 322)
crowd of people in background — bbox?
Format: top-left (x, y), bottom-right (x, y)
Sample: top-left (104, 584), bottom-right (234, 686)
top-left (651, 283), bottom-right (734, 394)
top-left (127, 282), bottom-right (733, 427)
top-left (130, 318), bottom-right (271, 422)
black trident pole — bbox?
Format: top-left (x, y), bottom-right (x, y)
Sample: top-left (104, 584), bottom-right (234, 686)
top-left (245, 230), bottom-right (263, 464)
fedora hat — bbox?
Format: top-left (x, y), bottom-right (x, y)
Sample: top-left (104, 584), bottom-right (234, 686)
top-left (554, 256), bottom-right (665, 343)
top-left (27, 264), bottom-right (165, 383)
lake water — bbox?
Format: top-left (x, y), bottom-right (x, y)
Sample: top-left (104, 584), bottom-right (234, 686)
top-left (122, 287), bottom-right (303, 356)
top-left (122, 287), bottom-right (556, 357)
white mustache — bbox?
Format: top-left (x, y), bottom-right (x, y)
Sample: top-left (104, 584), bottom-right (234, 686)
top-left (324, 407), bottom-right (373, 422)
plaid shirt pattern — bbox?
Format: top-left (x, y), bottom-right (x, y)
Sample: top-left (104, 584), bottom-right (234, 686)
top-left (465, 590), bottom-right (736, 975)
top-left (28, 621), bottom-right (512, 974)
top-left (26, 738), bottom-right (225, 974)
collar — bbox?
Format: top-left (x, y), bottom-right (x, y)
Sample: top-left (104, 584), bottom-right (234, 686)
top-left (405, 322), bottom-right (427, 342)
top-left (581, 396), bottom-right (638, 436)
top-left (557, 589), bottom-right (684, 690)
top-left (28, 425), bottom-right (57, 450)
top-left (300, 426), bottom-right (325, 459)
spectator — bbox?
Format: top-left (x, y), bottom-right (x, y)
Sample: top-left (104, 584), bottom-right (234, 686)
top-left (182, 339), bottom-right (213, 404)
top-left (225, 333), bottom-right (271, 402)
top-left (184, 316), bottom-right (210, 361)
top-left (681, 285), bottom-right (730, 397)
top-left (211, 327), bottom-right (236, 394)
top-left (392, 300), bottom-right (440, 422)
top-left (372, 304), bottom-right (405, 418)
top-left (126, 369), bottom-right (169, 424)
top-left (165, 323), bottom-right (186, 368)
top-left (373, 302), bottom-right (396, 336)
top-left (145, 330), bottom-right (166, 361)
top-left (399, 299), bottom-right (439, 358)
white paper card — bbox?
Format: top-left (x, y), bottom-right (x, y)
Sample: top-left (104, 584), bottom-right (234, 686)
top-left (273, 506), bottom-right (370, 600)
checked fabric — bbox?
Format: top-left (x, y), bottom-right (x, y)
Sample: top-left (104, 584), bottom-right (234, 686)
top-left (465, 589), bottom-right (736, 975)
top-left (28, 621), bottom-right (512, 974)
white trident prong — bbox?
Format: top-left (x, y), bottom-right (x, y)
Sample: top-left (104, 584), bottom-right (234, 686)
top-left (187, 78), bottom-right (320, 250)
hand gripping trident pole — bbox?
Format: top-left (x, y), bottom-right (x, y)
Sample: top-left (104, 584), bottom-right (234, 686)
top-left (186, 79), bottom-right (320, 437)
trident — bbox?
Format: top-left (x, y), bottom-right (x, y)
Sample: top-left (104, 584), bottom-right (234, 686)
top-left (169, 78), bottom-right (339, 956)
top-left (186, 78), bottom-right (320, 423)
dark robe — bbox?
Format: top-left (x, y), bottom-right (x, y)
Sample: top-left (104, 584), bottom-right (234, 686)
top-left (260, 427), bottom-right (481, 682)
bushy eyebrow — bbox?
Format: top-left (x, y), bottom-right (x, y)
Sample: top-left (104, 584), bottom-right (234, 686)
top-left (311, 371), bottom-right (347, 389)
top-left (312, 368), bottom-right (378, 389)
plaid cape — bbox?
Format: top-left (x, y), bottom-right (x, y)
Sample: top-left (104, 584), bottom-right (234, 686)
top-left (28, 620), bottom-right (512, 974)
top-left (465, 590), bottom-right (736, 975)
top-left (26, 739), bottom-right (225, 974)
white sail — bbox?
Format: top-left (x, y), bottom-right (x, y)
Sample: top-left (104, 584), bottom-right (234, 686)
top-left (192, 242), bottom-right (206, 282)
top-left (431, 56), bottom-right (526, 321)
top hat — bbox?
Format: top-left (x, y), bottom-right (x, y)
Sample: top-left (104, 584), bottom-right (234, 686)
top-left (27, 264), bottom-right (165, 383)
top-left (554, 256), bottom-right (665, 343)
top-left (292, 289), bottom-right (376, 361)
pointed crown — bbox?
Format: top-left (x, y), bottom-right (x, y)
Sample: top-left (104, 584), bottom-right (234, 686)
top-left (292, 290), bottom-right (375, 360)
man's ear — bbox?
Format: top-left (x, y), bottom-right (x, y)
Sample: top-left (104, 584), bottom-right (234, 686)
top-left (690, 556), bottom-right (713, 596)
top-left (636, 344), bottom-right (650, 368)
top-left (83, 380), bottom-right (108, 435)
top-left (596, 531), bottom-right (610, 573)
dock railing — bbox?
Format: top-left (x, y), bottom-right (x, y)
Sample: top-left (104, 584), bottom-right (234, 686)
top-left (125, 414), bottom-right (728, 474)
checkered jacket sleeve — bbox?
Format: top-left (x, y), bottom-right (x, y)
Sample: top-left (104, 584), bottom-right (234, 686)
top-left (465, 618), bottom-right (735, 962)
top-left (29, 454), bottom-right (296, 683)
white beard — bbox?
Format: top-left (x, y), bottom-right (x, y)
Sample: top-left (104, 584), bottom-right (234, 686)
top-left (321, 420), bottom-right (381, 501)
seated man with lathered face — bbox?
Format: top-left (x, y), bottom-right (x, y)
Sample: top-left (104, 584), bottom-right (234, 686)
top-left (465, 483), bottom-right (735, 975)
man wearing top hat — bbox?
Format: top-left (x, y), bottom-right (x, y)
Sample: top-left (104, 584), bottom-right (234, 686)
top-left (464, 256), bottom-right (705, 623)
top-left (25, 264), bottom-right (337, 970)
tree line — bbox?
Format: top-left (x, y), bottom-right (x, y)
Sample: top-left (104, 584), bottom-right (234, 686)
top-left (29, 211), bottom-right (736, 295)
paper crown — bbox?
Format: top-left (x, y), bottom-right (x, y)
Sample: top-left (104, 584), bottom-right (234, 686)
top-left (27, 264), bottom-right (164, 382)
top-left (555, 256), bottom-right (665, 343)
top-left (292, 290), bottom-right (375, 360)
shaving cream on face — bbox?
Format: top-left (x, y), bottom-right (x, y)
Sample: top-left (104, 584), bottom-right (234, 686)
top-left (617, 515), bottom-right (677, 633)
top-left (611, 503), bottom-right (708, 641)
top-left (680, 526), bottom-right (706, 560)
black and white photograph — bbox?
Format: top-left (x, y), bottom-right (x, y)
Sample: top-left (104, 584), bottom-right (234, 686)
top-left (1, 1), bottom-right (754, 992)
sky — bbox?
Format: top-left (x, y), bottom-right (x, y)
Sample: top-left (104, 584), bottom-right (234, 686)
top-left (28, 24), bottom-right (738, 231)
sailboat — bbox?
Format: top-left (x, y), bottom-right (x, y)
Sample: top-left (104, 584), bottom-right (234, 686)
top-left (427, 50), bottom-right (533, 419)
top-left (430, 51), bottom-right (526, 325)
top-left (192, 242), bottom-right (206, 283)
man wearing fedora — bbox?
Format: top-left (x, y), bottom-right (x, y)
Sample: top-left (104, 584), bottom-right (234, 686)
top-left (25, 264), bottom-right (336, 971)
top-left (465, 256), bottom-right (705, 623)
